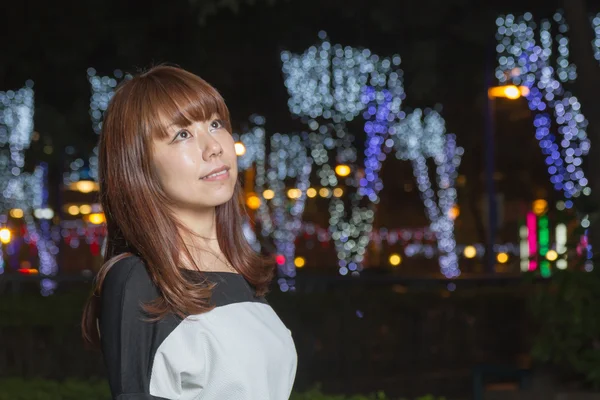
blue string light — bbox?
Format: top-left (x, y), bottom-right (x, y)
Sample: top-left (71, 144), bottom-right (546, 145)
top-left (495, 12), bottom-right (591, 200)
top-left (360, 87), bottom-right (402, 203)
top-left (282, 33), bottom-right (462, 277)
top-left (282, 32), bottom-right (404, 276)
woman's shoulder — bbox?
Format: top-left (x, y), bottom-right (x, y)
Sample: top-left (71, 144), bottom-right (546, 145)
top-left (102, 254), bottom-right (158, 303)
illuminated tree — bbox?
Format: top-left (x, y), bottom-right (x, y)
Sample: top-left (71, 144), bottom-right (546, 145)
top-left (0, 84), bottom-right (58, 294)
top-left (282, 33), bottom-right (462, 277)
top-left (236, 115), bottom-right (312, 291)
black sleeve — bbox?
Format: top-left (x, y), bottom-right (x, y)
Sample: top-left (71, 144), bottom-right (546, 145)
top-left (99, 255), bottom-right (168, 400)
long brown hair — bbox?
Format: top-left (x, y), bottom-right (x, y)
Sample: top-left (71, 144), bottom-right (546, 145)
top-left (81, 65), bottom-right (274, 348)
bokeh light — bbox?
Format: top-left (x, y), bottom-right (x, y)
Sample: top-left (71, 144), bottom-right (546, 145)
top-left (464, 246), bottom-right (477, 259)
top-left (0, 228), bottom-right (11, 244)
top-left (389, 253), bottom-right (402, 266)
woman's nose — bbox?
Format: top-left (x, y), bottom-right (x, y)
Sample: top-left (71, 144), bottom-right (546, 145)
top-left (203, 138), bottom-right (223, 161)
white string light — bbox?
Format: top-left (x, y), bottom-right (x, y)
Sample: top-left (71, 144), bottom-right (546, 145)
top-left (592, 13), bottom-right (600, 62)
top-left (282, 33), bottom-right (462, 277)
top-left (61, 68), bottom-right (131, 188)
top-left (495, 12), bottom-right (590, 200)
top-left (282, 32), bottom-right (402, 276)
top-left (391, 109), bottom-right (462, 277)
top-left (88, 68), bottom-right (123, 135)
top-left (237, 115), bottom-right (312, 291)
top-left (0, 83), bottom-right (58, 293)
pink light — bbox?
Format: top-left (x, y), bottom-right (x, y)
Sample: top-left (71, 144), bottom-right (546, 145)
top-left (577, 234), bottom-right (588, 256)
top-left (275, 255), bottom-right (286, 265)
top-left (527, 212), bottom-right (538, 271)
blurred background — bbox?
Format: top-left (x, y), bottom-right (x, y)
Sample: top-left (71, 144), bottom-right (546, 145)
top-left (2, 0), bottom-right (600, 399)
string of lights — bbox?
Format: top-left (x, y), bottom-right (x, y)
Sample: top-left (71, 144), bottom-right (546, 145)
top-left (495, 12), bottom-right (590, 200)
top-left (390, 109), bottom-right (462, 277)
top-left (0, 84), bottom-right (59, 293)
top-left (592, 13), bottom-right (600, 62)
top-left (236, 115), bottom-right (312, 291)
top-left (282, 33), bottom-right (462, 277)
top-left (281, 32), bottom-right (407, 276)
top-left (84, 68), bottom-right (130, 184)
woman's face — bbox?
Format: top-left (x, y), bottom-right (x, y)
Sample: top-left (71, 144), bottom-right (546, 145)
top-left (152, 114), bottom-right (238, 211)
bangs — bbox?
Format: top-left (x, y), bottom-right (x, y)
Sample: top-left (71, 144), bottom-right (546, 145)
top-left (135, 67), bottom-right (231, 140)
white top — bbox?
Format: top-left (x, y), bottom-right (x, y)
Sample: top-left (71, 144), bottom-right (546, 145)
top-left (99, 255), bottom-right (298, 399)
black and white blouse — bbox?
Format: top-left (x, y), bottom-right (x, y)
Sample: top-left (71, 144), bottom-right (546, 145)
top-left (99, 255), bottom-right (298, 399)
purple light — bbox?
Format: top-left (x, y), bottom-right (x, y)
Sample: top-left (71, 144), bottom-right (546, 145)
top-left (496, 12), bottom-right (590, 198)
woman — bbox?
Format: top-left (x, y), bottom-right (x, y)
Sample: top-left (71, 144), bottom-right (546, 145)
top-left (81, 65), bottom-right (298, 399)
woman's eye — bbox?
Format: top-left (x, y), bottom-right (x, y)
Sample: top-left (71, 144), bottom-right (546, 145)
top-left (210, 119), bottom-right (224, 130)
top-left (175, 130), bottom-right (191, 141)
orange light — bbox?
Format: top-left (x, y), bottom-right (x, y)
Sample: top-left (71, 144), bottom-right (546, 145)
top-left (235, 142), bottom-right (246, 156)
top-left (18, 268), bottom-right (39, 275)
top-left (0, 228), bottom-right (11, 244)
top-left (503, 86), bottom-right (520, 99)
top-left (262, 189), bottom-right (274, 200)
top-left (9, 209), bottom-right (24, 218)
top-left (488, 85), bottom-right (530, 100)
top-left (319, 188), bottom-right (330, 197)
top-left (287, 189), bottom-right (301, 199)
top-left (69, 180), bottom-right (98, 193)
top-left (546, 250), bottom-right (558, 262)
top-left (335, 164), bottom-right (351, 177)
top-left (246, 195), bottom-right (261, 210)
top-left (464, 246), bottom-right (477, 259)
top-left (294, 257), bottom-right (305, 268)
top-left (389, 253), bottom-right (402, 266)
top-left (88, 213), bottom-right (106, 225)
top-left (67, 205), bottom-right (80, 216)
top-left (533, 199), bottom-right (548, 216)
top-left (448, 205), bottom-right (460, 220)
top-left (497, 252), bottom-right (509, 264)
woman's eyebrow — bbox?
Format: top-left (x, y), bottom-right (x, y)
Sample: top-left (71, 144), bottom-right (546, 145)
top-left (165, 122), bottom-right (181, 130)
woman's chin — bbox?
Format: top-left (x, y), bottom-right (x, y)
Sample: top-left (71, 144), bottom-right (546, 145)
top-left (200, 192), bottom-right (235, 208)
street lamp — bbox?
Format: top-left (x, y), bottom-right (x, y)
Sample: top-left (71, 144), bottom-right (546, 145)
top-left (484, 84), bottom-right (529, 274)
top-left (488, 85), bottom-right (530, 100)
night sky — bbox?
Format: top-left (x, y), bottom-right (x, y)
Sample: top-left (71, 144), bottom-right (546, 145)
top-left (0, 0), bottom-right (576, 207)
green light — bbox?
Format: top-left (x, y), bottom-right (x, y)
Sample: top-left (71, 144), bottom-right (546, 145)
top-left (538, 215), bottom-right (549, 256)
top-left (541, 260), bottom-right (551, 278)
top-left (539, 216), bottom-right (551, 277)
